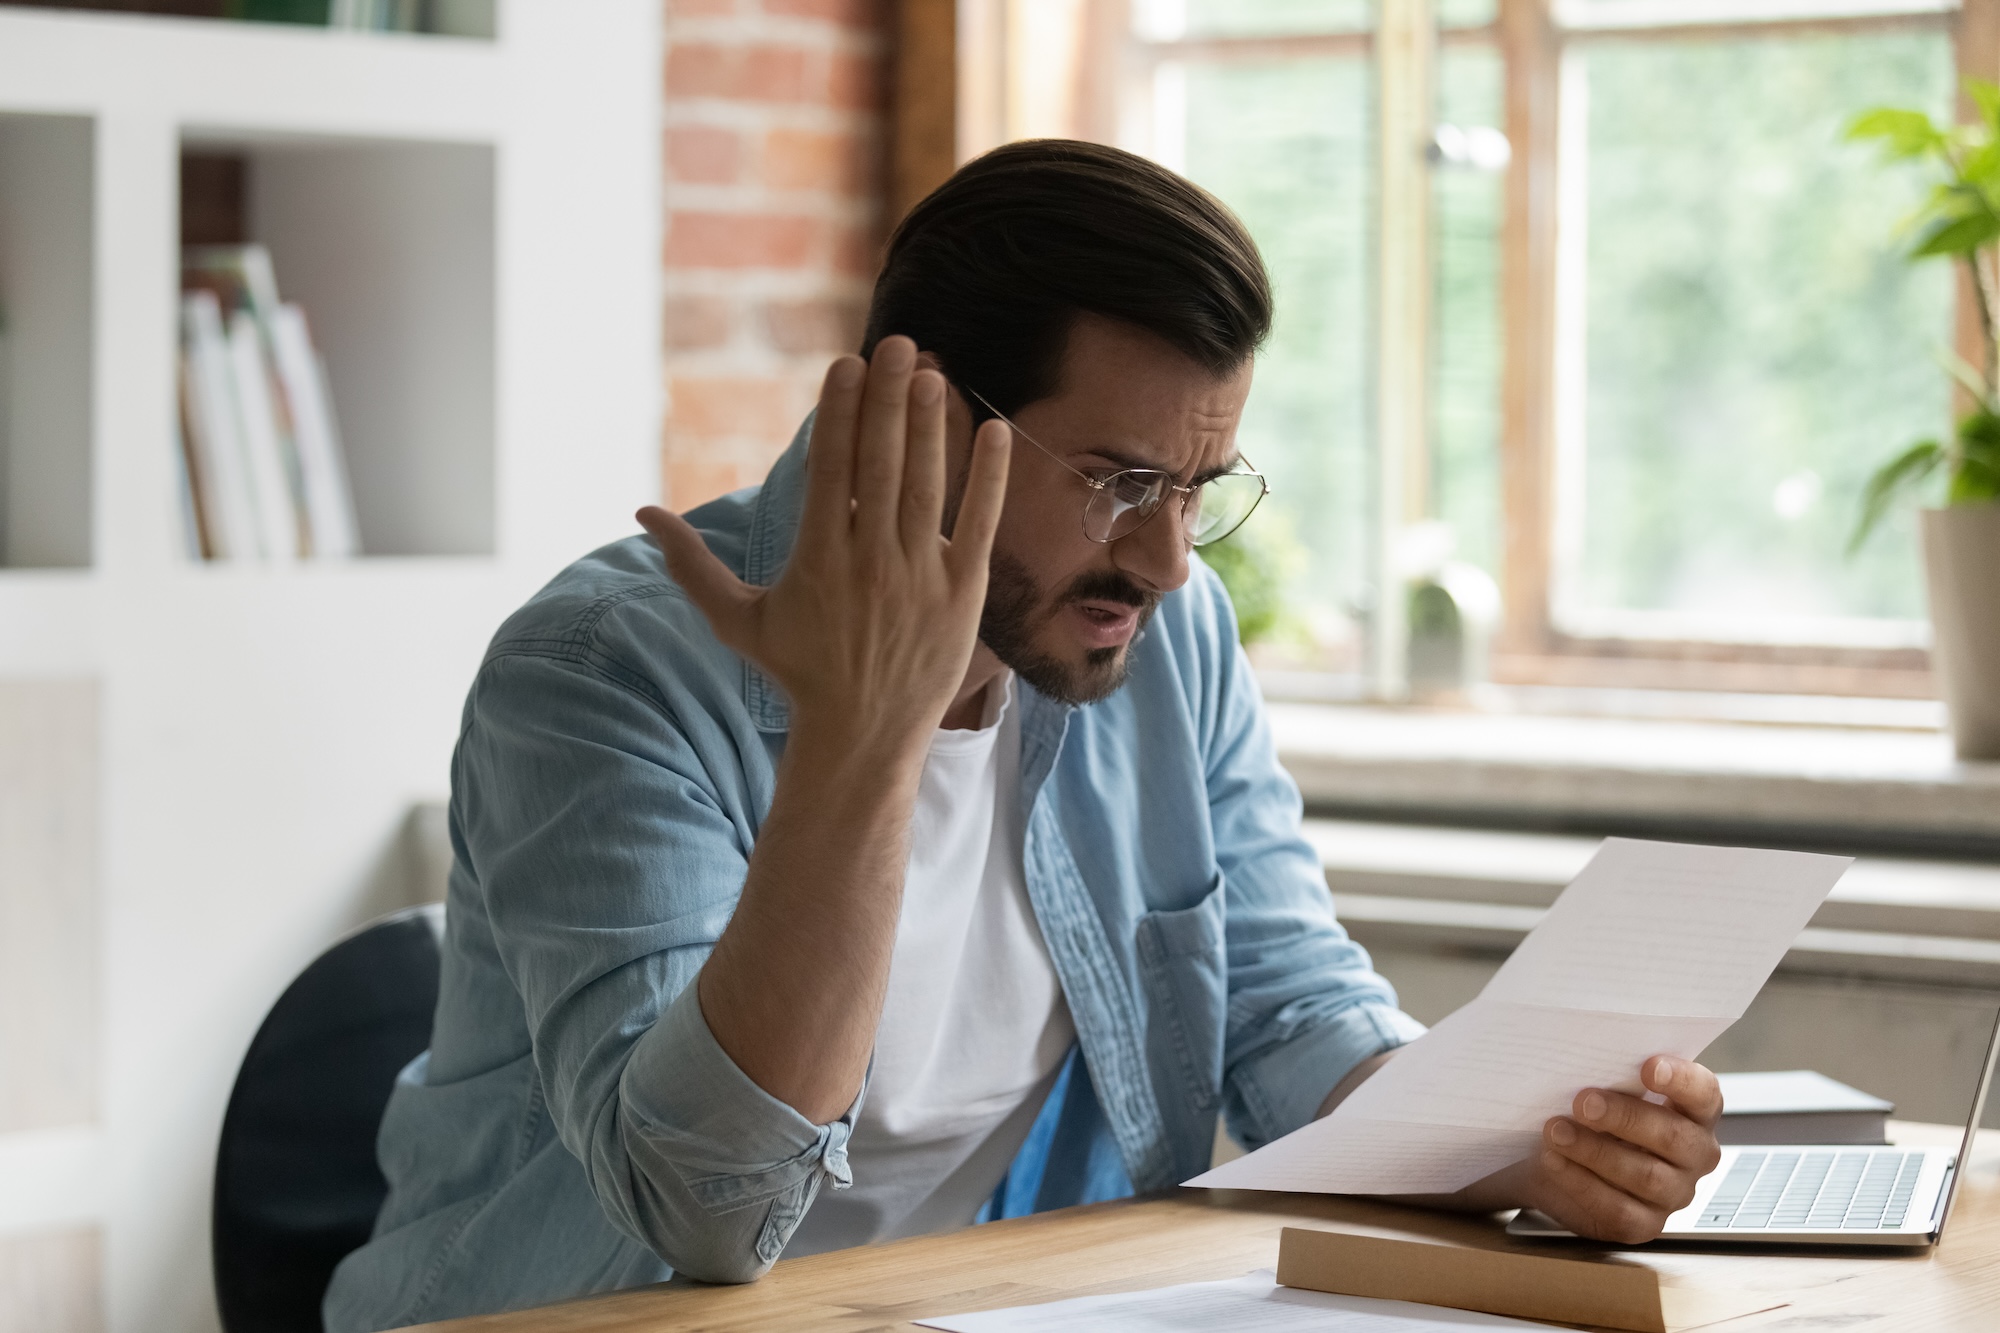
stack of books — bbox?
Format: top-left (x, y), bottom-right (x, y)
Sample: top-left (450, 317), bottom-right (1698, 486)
top-left (231, 0), bottom-right (493, 34)
top-left (1715, 1070), bottom-right (1895, 1145)
top-left (1, 2), bottom-right (490, 36)
top-left (176, 245), bottom-right (360, 562)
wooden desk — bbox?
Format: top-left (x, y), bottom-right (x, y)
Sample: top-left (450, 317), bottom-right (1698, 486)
top-left (413, 1124), bottom-right (2000, 1332)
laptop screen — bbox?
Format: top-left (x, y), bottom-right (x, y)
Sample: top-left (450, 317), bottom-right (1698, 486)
top-left (1934, 1005), bottom-right (2000, 1237)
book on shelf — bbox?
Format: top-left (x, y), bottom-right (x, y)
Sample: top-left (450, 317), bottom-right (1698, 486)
top-left (226, 307), bottom-right (302, 561)
top-left (269, 304), bottom-right (359, 557)
top-left (179, 291), bottom-right (263, 560)
top-left (173, 358), bottom-right (212, 560)
top-left (177, 244), bottom-right (360, 561)
top-left (1715, 1070), bottom-right (1894, 1146)
top-left (325, 0), bottom-right (491, 34)
top-left (14, 2), bottom-right (496, 38)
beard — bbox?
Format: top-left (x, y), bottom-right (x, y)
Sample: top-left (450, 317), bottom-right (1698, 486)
top-left (979, 551), bottom-right (1162, 706)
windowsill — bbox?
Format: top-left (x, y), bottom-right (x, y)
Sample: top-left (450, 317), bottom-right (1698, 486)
top-left (1260, 671), bottom-right (1949, 731)
top-left (1269, 698), bottom-right (2000, 857)
top-left (1308, 816), bottom-right (2000, 989)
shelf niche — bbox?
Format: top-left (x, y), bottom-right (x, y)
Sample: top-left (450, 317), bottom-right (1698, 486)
top-left (179, 135), bottom-right (496, 558)
top-left (0, 113), bottom-right (94, 570)
top-left (0, 2), bottom-right (498, 40)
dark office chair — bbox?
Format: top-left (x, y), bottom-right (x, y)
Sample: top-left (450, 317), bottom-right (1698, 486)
top-left (213, 904), bottom-right (443, 1333)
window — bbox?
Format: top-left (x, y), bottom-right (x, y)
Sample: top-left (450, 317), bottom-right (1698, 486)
top-left (953, 0), bottom-right (1988, 700)
top-left (1161, 14), bottom-right (1383, 674)
top-left (1554, 7), bottom-right (1951, 647)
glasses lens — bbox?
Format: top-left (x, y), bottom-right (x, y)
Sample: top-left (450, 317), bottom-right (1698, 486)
top-left (1189, 472), bottom-right (1267, 546)
top-left (1085, 471), bottom-right (1171, 542)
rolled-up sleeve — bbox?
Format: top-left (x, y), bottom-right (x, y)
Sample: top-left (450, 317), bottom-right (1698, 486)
top-left (457, 643), bottom-right (853, 1283)
top-left (1226, 999), bottom-right (1427, 1142)
top-left (619, 984), bottom-right (860, 1279)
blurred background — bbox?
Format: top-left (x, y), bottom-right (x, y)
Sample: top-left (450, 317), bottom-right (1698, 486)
top-left (947, 0), bottom-right (1962, 697)
top-left (1, 2), bottom-right (1998, 1331)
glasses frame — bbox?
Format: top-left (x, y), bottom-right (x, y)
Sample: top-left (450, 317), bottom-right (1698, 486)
top-left (962, 387), bottom-right (1269, 548)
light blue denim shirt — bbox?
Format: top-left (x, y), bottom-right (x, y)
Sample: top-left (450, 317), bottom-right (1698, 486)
top-left (323, 419), bottom-right (1424, 1332)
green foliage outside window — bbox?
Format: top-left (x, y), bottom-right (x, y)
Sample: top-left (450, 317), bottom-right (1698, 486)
top-left (1571, 30), bottom-right (1952, 624)
top-left (1200, 518), bottom-right (1306, 647)
top-left (1178, 14), bottom-right (1951, 649)
top-left (1179, 38), bottom-right (1505, 663)
top-left (1182, 56), bottom-right (1376, 657)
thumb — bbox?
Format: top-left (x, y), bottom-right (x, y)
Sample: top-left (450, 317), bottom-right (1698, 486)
top-left (1646, 1055), bottom-right (1723, 1127)
top-left (636, 506), bottom-right (758, 645)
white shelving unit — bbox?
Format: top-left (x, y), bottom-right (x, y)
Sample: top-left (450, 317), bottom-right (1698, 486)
top-left (0, 5), bottom-right (661, 1330)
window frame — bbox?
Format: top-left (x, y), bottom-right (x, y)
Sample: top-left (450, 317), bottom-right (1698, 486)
top-left (1495, 0), bottom-right (1980, 701)
top-left (902, 0), bottom-right (2000, 701)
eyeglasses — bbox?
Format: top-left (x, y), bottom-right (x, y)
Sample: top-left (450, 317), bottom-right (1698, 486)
top-left (963, 388), bottom-right (1269, 548)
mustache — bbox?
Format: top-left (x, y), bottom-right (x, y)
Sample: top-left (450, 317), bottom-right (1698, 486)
top-left (1059, 570), bottom-right (1159, 612)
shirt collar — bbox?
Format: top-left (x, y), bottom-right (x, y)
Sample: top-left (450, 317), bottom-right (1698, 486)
top-left (741, 416), bottom-right (813, 732)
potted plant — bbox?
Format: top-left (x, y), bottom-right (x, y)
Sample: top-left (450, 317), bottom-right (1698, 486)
top-left (1849, 85), bottom-right (2000, 759)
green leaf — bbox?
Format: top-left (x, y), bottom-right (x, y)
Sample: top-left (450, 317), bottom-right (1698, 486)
top-left (1961, 138), bottom-right (2000, 191)
top-left (1959, 406), bottom-right (2000, 449)
top-left (1199, 523), bottom-right (1291, 645)
top-left (1970, 79), bottom-right (2000, 136)
top-left (1948, 454), bottom-right (2000, 504)
top-left (1893, 181), bottom-right (1990, 251)
top-left (1848, 107), bottom-right (1948, 159)
top-left (1849, 439), bottom-right (1946, 554)
top-left (1954, 417), bottom-right (2000, 504)
top-left (1934, 342), bottom-right (1994, 405)
top-left (1913, 209), bottom-right (2000, 259)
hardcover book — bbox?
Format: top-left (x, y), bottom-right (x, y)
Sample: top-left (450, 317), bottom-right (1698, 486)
top-left (1716, 1070), bottom-right (1894, 1146)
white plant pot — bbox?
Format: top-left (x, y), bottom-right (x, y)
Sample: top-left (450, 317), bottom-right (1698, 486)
top-left (1920, 504), bottom-right (2000, 761)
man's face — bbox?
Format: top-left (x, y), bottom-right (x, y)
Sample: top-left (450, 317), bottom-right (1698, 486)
top-left (945, 316), bottom-right (1253, 706)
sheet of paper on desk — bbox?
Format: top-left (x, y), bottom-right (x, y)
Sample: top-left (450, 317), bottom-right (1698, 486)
top-left (1187, 839), bottom-right (1851, 1195)
top-left (914, 1270), bottom-right (1561, 1331)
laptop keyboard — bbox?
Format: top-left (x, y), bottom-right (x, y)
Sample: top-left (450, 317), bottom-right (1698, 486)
top-left (1696, 1150), bottom-right (1926, 1230)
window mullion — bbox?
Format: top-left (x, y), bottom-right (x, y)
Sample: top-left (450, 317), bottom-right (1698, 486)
top-left (1497, 0), bottom-right (1561, 664)
top-left (1374, 0), bottom-right (1437, 699)
top-left (1957, 0), bottom-right (2000, 402)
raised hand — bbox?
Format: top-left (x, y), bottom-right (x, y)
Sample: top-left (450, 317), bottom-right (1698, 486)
top-left (631, 337), bottom-right (1013, 1126)
top-left (637, 336), bottom-right (1010, 749)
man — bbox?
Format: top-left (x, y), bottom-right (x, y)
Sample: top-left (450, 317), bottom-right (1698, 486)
top-left (325, 141), bottom-right (1722, 1332)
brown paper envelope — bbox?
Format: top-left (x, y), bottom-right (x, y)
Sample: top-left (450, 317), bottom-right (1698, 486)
top-left (1277, 1227), bottom-right (1787, 1333)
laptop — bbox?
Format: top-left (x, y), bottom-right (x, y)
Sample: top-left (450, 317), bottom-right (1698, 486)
top-left (1508, 1007), bottom-right (2000, 1247)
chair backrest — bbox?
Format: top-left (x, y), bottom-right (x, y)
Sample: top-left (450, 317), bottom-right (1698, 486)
top-left (212, 904), bottom-right (443, 1333)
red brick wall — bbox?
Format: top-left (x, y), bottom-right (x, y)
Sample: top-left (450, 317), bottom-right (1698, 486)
top-left (661, 0), bottom-right (890, 509)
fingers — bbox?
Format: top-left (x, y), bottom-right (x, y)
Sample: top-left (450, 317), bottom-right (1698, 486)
top-left (1432, 1062), bottom-right (1725, 1248)
top-left (899, 368), bottom-right (948, 552)
top-left (946, 417), bottom-right (1012, 580)
top-left (1533, 1144), bottom-right (1672, 1246)
top-left (853, 336), bottom-right (917, 546)
top-left (1529, 1063), bottom-right (1725, 1247)
top-left (799, 356), bottom-right (867, 548)
top-left (1646, 1055), bottom-right (1725, 1129)
top-left (1545, 1117), bottom-right (1700, 1216)
top-left (637, 506), bottom-right (758, 648)
top-left (1568, 1081), bottom-right (1723, 1175)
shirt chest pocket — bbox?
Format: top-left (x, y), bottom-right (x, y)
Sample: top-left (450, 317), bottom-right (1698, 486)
top-left (1134, 873), bottom-right (1227, 1107)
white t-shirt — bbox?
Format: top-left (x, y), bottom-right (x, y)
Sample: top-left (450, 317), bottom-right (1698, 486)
top-left (785, 673), bottom-right (1076, 1256)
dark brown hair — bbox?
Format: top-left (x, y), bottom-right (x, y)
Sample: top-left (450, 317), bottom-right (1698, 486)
top-left (862, 139), bottom-right (1272, 420)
